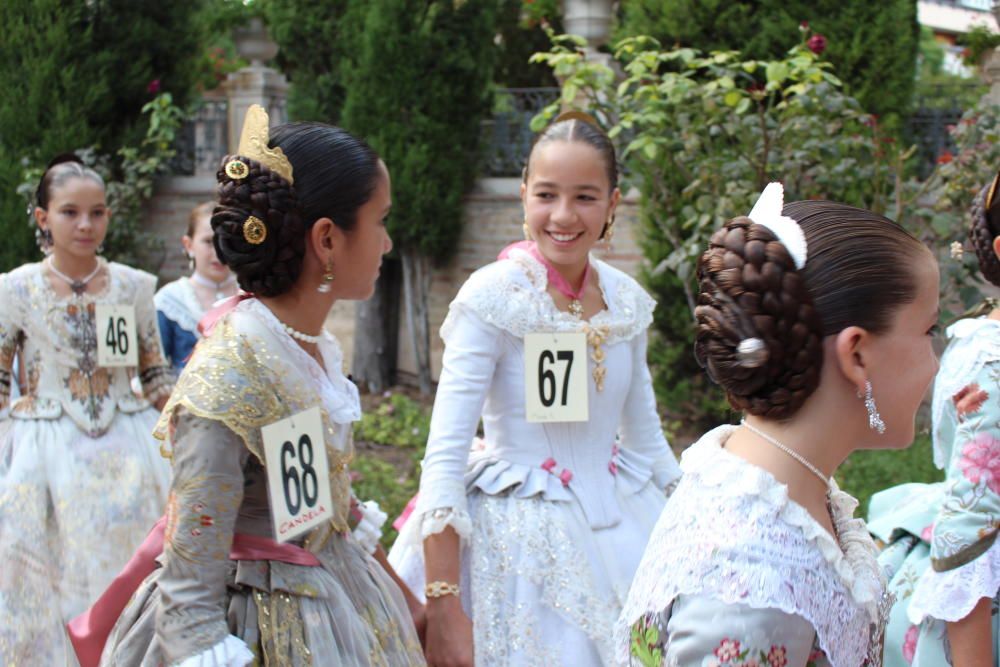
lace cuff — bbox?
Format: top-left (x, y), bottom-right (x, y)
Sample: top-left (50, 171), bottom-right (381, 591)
top-left (420, 507), bottom-right (473, 541)
top-left (908, 538), bottom-right (1000, 623)
top-left (172, 635), bottom-right (254, 667)
top-left (352, 500), bottom-right (388, 554)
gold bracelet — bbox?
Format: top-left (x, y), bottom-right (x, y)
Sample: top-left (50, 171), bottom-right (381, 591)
top-left (425, 581), bottom-right (461, 598)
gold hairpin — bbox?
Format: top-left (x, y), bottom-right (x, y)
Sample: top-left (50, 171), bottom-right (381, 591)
top-left (243, 216), bottom-right (267, 245)
top-left (230, 104), bottom-right (294, 185)
top-left (224, 159), bottom-right (248, 180)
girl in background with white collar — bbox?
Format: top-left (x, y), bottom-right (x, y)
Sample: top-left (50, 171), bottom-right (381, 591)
top-left (618, 186), bottom-right (940, 667)
top-left (389, 112), bottom-right (681, 666)
top-left (155, 201), bottom-right (237, 371)
top-left (0, 154), bottom-right (174, 665)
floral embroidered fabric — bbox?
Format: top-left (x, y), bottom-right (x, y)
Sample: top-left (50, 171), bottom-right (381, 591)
top-left (618, 425), bottom-right (885, 667)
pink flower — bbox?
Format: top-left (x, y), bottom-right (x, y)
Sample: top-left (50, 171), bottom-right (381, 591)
top-left (768, 645), bottom-right (788, 667)
top-left (953, 383), bottom-right (988, 419)
top-left (921, 524), bottom-right (933, 541)
top-left (541, 457), bottom-right (557, 472)
top-left (799, 21), bottom-right (809, 31)
top-left (743, 659), bottom-right (761, 667)
top-left (146, 78), bottom-right (161, 94)
top-left (608, 460), bottom-right (619, 476)
top-left (902, 625), bottom-right (919, 663)
top-left (559, 469), bottom-right (573, 486)
top-left (959, 433), bottom-right (1000, 495)
top-left (807, 34), bottom-right (827, 55)
top-left (714, 638), bottom-right (741, 662)
top-left (611, 443), bottom-right (620, 456)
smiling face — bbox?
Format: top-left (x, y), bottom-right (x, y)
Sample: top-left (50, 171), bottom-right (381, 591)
top-left (521, 140), bottom-right (620, 272)
top-left (183, 210), bottom-right (230, 283)
top-left (35, 176), bottom-right (109, 262)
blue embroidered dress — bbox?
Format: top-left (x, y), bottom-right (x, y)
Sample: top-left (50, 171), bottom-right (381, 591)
top-left (154, 277), bottom-right (203, 371)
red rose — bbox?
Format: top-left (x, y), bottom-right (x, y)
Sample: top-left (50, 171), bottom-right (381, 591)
top-left (800, 20), bottom-right (809, 31)
top-left (147, 78), bottom-right (161, 94)
top-left (937, 151), bottom-right (954, 165)
top-left (807, 34), bottom-right (827, 55)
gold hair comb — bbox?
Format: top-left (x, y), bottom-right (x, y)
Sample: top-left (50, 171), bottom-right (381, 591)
top-left (224, 104), bottom-right (294, 185)
top-left (554, 109), bottom-right (603, 129)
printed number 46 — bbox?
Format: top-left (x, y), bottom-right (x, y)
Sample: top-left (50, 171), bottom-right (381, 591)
top-left (105, 317), bottom-right (129, 355)
top-left (538, 350), bottom-right (574, 407)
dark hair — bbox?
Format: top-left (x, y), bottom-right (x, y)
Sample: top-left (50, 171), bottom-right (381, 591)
top-left (695, 200), bottom-right (929, 419)
top-left (969, 172), bottom-right (1000, 288)
top-left (186, 201), bottom-right (216, 238)
top-left (211, 122), bottom-right (381, 297)
top-left (523, 115), bottom-right (618, 192)
top-left (35, 153), bottom-right (105, 210)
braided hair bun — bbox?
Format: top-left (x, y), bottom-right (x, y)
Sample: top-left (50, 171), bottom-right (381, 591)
top-left (695, 216), bottom-right (823, 419)
top-left (212, 154), bottom-right (304, 297)
top-left (969, 172), bottom-right (1000, 288)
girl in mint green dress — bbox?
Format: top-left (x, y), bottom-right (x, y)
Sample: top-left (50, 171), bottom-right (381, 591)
top-left (869, 174), bottom-right (1000, 666)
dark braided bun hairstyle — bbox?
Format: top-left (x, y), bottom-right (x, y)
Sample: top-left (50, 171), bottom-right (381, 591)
top-left (969, 171), bottom-right (1000, 288)
top-left (695, 200), bottom-right (929, 420)
top-left (212, 122), bottom-right (381, 297)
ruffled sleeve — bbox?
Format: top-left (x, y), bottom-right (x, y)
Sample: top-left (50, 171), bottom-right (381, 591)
top-left (412, 304), bottom-right (503, 542)
top-left (617, 330), bottom-right (680, 491)
top-left (627, 596), bottom-right (823, 667)
top-left (0, 272), bottom-right (22, 415)
top-left (907, 351), bottom-right (1000, 624)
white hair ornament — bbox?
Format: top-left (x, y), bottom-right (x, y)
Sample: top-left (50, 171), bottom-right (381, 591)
top-left (747, 182), bottom-right (808, 270)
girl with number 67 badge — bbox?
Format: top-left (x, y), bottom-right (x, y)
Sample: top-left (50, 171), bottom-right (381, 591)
top-left (0, 154), bottom-right (175, 665)
top-left (388, 111), bottom-right (681, 666)
top-left (71, 107), bottom-right (426, 667)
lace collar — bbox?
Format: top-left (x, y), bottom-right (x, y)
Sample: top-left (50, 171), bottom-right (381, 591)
top-left (931, 316), bottom-right (1000, 468)
top-left (153, 277), bottom-right (204, 335)
top-left (618, 425), bottom-right (885, 667)
top-left (442, 247), bottom-right (655, 344)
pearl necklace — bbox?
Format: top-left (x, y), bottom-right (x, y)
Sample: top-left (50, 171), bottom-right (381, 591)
top-left (47, 257), bottom-right (103, 295)
top-left (740, 419), bottom-right (832, 491)
top-left (190, 271), bottom-right (237, 302)
top-left (279, 320), bottom-right (324, 345)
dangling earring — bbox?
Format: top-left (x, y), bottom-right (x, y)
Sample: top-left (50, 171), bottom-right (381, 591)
top-left (318, 261), bottom-right (335, 293)
top-left (863, 380), bottom-right (886, 434)
top-left (523, 219), bottom-right (533, 241)
top-left (601, 215), bottom-right (615, 244)
top-left (96, 241), bottom-right (105, 255)
top-left (186, 252), bottom-right (194, 271)
top-left (35, 227), bottom-right (53, 255)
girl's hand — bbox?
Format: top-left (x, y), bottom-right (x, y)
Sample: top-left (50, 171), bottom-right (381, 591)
top-left (424, 596), bottom-right (473, 667)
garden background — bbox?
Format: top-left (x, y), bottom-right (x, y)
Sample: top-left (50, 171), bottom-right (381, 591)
top-left (2, 0), bottom-right (999, 547)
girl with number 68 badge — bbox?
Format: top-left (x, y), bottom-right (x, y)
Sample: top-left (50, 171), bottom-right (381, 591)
top-left (387, 111), bottom-right (681, 666)
top-left (0, 154), bottom-right (175, 665)
top-left (72, 107), bottom-right (426, 667)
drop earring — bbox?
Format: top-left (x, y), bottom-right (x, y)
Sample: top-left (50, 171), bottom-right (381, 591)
top-left (523, 219), bottom-right (533, 241)
top-left (601, 215), bottom-right (615, 244)
top-left (318, 262), bottom-right (335, 293)
top-left (186, 252), bottom-right (194, 271)
top-left (863, 380), bottom-right (886, 434)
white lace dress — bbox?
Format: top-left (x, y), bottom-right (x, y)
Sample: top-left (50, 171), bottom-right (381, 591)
top-left (618, 426), bottom-right (887, 667)
top-left (388, 249), bottom-right (681, 666)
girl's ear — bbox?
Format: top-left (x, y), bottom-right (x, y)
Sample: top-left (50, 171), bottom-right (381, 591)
top-left (832, 325), bottom-right (870, 395)
top-left (33, 205), bottom-right (47, 231)
top-left (309, 217), bottom-right (347, 266)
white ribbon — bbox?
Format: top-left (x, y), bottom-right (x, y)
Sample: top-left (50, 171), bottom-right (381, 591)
top-left (748, 182), bottom-right (808, 270)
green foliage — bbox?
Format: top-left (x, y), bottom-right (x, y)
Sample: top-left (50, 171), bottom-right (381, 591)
top-left (615, 0), bottom-right (920, 130)
top-left (355, 394), bottom-right (432, 449)
top-left (340, 0), bottom-right (499, 261)
top-left (836, 433), bottom-right (943, 518)
top-left (350, 453), bottom-right (421, 549)
top-left (532, 33), bottom-right (889, 429)
top-left (0, 0), bottom-right (206, 271)
top-left (958, 24), bottom-right (1000, 69)
top-left (629, 616), bottom-right (663, 667)
top-left (494, 0), bottom-right (560, 88)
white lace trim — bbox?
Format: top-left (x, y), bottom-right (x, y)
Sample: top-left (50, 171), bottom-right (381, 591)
top-left (440, 249), bottom-right (655, 345)
top-left (419, 507), bottom-right (474, 541)
top-left (352, 500), bottom-right (388, 554)
top-left (154, 277), bottom-right (204, 335)
top-left (173, 635), bottom-right (254, 667)
top-left (931, 318), bottom-right (1000, 468)
top-left (908, 536), bottom-right (1000, 623)
top-left (239, 299), bottom-right (360, 426)
top-left (617, 425), bottom-right (883, 667)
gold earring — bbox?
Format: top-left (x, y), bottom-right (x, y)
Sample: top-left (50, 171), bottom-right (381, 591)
top-left (602, 217), bottom-right (615, 244)
top-left (318, 262), bottom-right (335, 293)
top-left (523, 219), bottom-right (533, 241)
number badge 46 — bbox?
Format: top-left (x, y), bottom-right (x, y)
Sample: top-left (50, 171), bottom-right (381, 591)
top-left (524, 332), bottom-right (589, 423)
top-left (95, 304), bottom-right (138, 367)
top-left (261, 406), bottom-right (334, 543)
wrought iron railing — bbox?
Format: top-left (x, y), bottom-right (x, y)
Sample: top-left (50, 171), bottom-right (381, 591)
top-left (480, 87), bottom-right (560, 177)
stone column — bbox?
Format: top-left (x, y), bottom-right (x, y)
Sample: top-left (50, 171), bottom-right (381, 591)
top-left (562, 0), bottom-right (614, 64)
top-left (223, 17), bottom-right (288, 152)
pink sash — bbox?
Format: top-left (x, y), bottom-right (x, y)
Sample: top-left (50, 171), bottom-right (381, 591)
top-left (67, 517), bottom-right (321, 667)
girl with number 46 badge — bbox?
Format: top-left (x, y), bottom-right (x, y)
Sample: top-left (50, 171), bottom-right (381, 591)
top-left (618, 185), bottom-right (941, 667)
top-left (0, 154), bottom-right (175, 665)
top-left (388, 111), bottom-right (681, 666)
top-left (69, 106), bottom-right (426, 667)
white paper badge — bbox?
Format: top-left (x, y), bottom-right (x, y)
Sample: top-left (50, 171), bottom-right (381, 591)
top-left (262, 406), bottom-right (333, 543)
top-left (524, 332), bottom-right (589, 423)
top-left (95, 304), bottom-right (138, 367)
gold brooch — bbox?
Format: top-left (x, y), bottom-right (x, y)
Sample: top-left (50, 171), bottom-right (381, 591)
top-left (225, 159), bottom-right (249, 180)
top-left (243, 216), bottom-right (267, 245)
